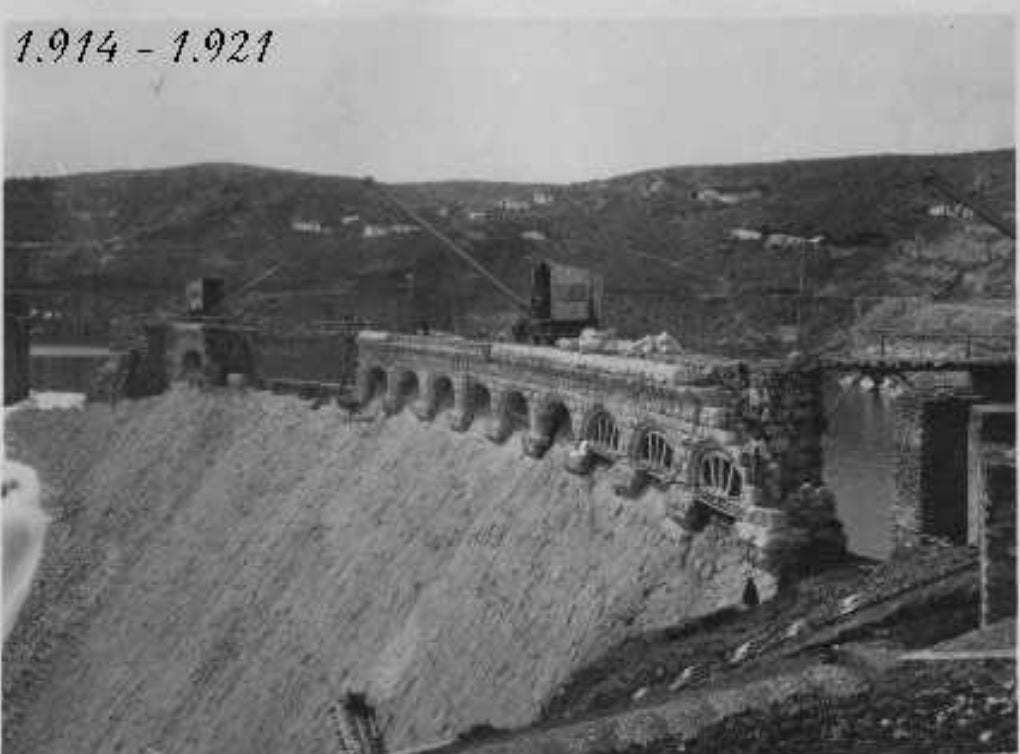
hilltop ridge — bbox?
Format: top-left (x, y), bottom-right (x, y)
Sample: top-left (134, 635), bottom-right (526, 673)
top-left (5, 149), bottom-right (1014, 355)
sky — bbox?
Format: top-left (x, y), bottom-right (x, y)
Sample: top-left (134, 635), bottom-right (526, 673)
top-left (3, 2), bottom-right (1015, 182)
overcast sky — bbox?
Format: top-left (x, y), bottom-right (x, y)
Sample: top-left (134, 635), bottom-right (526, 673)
top-left (4, 8), bottom-right (1014, 182)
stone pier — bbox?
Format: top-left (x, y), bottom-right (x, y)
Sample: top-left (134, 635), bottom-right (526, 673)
top-left (968, 405), bottom-right (1016, 626)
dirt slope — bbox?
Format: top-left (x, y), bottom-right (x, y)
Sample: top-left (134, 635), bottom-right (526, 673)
top-left (3, 389), bottom-right (763, 754)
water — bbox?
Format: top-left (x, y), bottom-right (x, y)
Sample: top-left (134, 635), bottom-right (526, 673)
top-left (822, 375), bottom-right (901, 559)
top-left (29, 344), bottom-right (113, 393)
top-left (30, 345), bottom-right (112, 358)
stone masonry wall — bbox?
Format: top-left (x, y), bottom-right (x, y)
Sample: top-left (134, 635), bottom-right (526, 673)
top-left (893, 379), bottom-right (982, 550)
top-left (892, 362), bottom-right (1015, 551)
top-left (980, 455), bottom-right (1015, 626)
top-left (355, 333), bottom-right (845, 580)
top-left (969, 404), bottom-right (1017, 626)
top-left (892, 391), bottom-right (924, 548)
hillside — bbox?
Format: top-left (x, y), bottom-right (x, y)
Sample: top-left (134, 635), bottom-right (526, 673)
top-left (2, 390), bottom-right (767, 753)
top-left (5, 150), bottom-right (1015, 355)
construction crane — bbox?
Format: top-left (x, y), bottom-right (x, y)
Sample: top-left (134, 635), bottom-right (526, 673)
top-left (362, 176), bottom-right (602, 343)
top-left (363, 177), bottom-right (529, 310)
top-left (921, 170), bottom-right (1015, 240)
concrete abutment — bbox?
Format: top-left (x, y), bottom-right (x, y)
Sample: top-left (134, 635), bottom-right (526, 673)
top-left (891, 369), bottom-right (1015, 552)
top-left (968, 404), bottom-right (1016, 626)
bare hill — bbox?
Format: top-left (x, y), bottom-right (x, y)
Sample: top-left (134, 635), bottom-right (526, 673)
top-left (5, 150), bottom-right (1014, 354)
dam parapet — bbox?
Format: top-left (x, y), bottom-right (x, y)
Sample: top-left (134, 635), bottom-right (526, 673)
top-left (356, 330), bottom-right (844, 573)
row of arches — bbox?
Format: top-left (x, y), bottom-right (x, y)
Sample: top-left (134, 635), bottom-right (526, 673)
top-left (363, 367), bottom-right (489, 421)
top-left (362, 367), bottom-right (556, 435)
top-left (573, 408), bottom-right (744, 506)
top-left (393, 371), bottom-right (456, 413)
top-left (360, 366), bottom-right (743, 505)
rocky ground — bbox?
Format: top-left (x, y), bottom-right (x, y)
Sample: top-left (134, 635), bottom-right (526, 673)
top-left (638, 659), bottom-right (1016, 754)
top-left (418, 543), bottom-right (1012, 754)
top-left (408, 540), bottom-right (1011, 754)
top-left (541, 544), bottom-right (983, 722)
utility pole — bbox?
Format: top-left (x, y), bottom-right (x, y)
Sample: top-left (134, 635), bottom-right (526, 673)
top-left (796, 244), bottom-right (806, 349)
top-left (405, 272), bottom-right (416, 332)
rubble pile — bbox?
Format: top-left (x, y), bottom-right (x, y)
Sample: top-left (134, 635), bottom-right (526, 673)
top-left (555, 329), bottom-right (684, 359)
top-left (671, 661), bottom-right (1016, 754)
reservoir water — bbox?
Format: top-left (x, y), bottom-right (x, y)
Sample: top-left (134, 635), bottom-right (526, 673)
top-left (822, 375), bottom-right (901, 559)
top-left (29, 344), bottom-right (113, 393)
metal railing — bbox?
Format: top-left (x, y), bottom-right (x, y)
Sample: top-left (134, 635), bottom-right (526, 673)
top-left (865, 329), bottom-right (1015, 361)
top-left (635, 430), bottom-right (676, 477)
top-left (695, 490), bottom-right (744, 519)
top-left (583, 411), bottom-right (623, 455)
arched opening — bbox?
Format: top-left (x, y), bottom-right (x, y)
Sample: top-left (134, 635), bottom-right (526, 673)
top-left (180, 350), bottom-right (204, 385)
top-left (538, 400), bottom-right (573, 443)
top-left (181, 350), bottom-right (202, 372)
top-left (364, 367), bottom-right (388, 402)
top-left (468, 382), bottom-right (492, 421)
top-left (636, 429), bottom-right (676, 477)
top-left (396, 371), bottom-right (420, 405)
top-left (504, 391), bottom-right (529, 433)
top-left (432, 375), bottom-right (455, 413)
top-left (584, 409), bottom-right (621, 454)
top-left (742, 577), bottom-right (760, 608)
top-left (696, 449), bottom-right (743, 505)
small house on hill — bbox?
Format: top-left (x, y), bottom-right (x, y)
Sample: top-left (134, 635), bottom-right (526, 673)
top-left (498, 198), bottom-right (530, 212)
top-left (291, 218), bottom-right (326, 234)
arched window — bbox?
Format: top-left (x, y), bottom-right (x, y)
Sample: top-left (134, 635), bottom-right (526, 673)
top-left (363, 367), bottom-right (387, 401)
top-left (697, 450), bottom-right (743, 502)
top-left (180, 350), bottom-right (204, 386)
top-left (584, 410), bottom-right (621, 454)
top-left (539, 401), bottom-right (573, 442)
top-left (432, 376), bottom-right (454, 412)
top-left (397, 371), bottom-right (420, 402)
top-left (637, 429), bottom-right (675, 476)
top-left (181, 350), bottom-right (202, 373)
top-left (504, 391), bottom-right (529, 432)
top-left (469, 382), bottom-right (492, 419)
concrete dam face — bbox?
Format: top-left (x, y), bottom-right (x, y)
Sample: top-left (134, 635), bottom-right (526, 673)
top-left (3, 335), bottom-right (844, 753)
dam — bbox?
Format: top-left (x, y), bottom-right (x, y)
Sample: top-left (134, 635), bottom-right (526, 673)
top-left (355, 330), bottom-right (844, 574)
top-left (3, 386), bottom-right (811, 752)
top-left (3, 324), bottom-right (1011, 754)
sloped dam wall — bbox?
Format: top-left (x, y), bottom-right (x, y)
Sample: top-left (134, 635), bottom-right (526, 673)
top-left (3, 388), bottom-right (776, 754)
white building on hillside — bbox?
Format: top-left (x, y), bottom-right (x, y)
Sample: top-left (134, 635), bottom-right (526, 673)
top-left (291, 218), bottom-right (326, 233)
top-left (498, 197), bottom-right (530, 212)
top-left (729, 228), bottom-right (763, 241)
